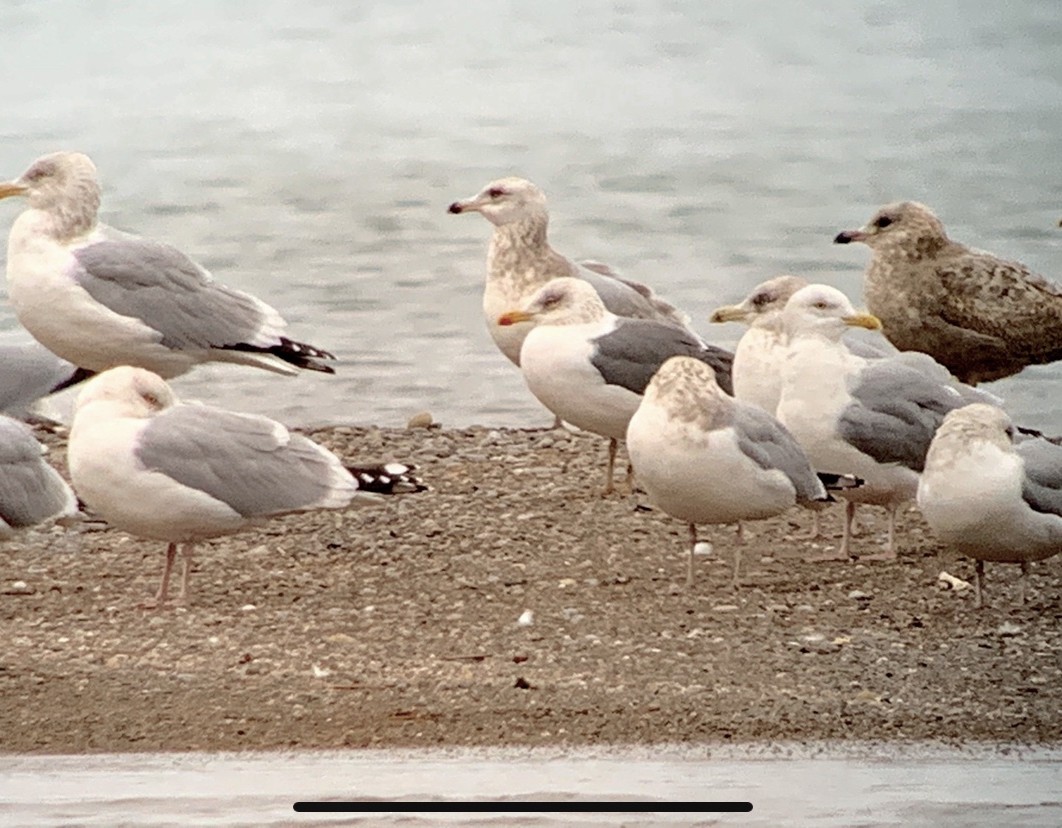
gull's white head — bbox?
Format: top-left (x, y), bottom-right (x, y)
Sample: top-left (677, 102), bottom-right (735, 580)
top-left (74, 366), bottom-right (177, 420)
top-left (781, 284), bottom-right (881, 341)
top-left (0, 151), bottom-right (101, 215)
top-left (448, 177), bottom-right (548, 227)
top-left (833, 200), bottom-right (949, 256)
top-left (934, 403), bottom-right (1016, 452)
top-left (497, 277), bottom-right (607, 328)
top-left (710, 274), bottom-right (810, 327)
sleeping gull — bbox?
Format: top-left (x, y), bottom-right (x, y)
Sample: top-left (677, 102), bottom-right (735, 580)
top-left (775, 284), bottom-right (1001, 561)
top-left (834, 201), bottom-right (1062, 384)
top-left (498, 277), bottom-right (733, 495)
top-left (919, 404), bottom-right (1062, 607)
top-left (448, 176), bottom-right (696, 368)
top-left (0, 151), bottom-right (335, 378)
top-left (67, 366), bottom-right (422, 606)
top-left (0, 414), bottom-right (78, 539)
top-left (626, 356), bottom-right (860, 586)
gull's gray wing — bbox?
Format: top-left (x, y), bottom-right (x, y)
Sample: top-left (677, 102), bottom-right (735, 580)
top-left (0, 340), bottom-right (81, 415)
top-left (590, 318), bottom-right (733, 396)
top-left (1018, 437), bottom-right (1062, 518)
top-left (577, 261), bottom-right (692, 330)
top-left (136, 405), bottom-right (355, 517)
top-left (0, 416), bottom-right (77, 530)
top-left (837, 357), bottom-right (974, 472)
top-left (70, 229), bottom-right (280, 352)
top-left (730, 403), bottom-right (827, 502)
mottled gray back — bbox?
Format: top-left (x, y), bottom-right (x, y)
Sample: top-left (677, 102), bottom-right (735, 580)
top-left (731, 404), bottom-right (827, 502)
top-left (73, 230), bottom-right (269, 350)
top-left (590, 319), bottom-right (733, 396)
top-left (0, 417), bottom-right (73, 528)
top-left (838, 359), bottom-right (972, 472)
top-left (136, 405), bottom-right (349, 517)
top-left (1018, 437), bottom-right (1062, 518)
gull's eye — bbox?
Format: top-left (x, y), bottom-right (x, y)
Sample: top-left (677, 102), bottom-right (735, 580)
top-left (873, 215), bottom-right (894, 229)
top-left (487, 187), bottom-right (505, 199)
top-left (751, 292), bottom-right (771, 307)
top-left (540, 291), bottom-right (563, 308)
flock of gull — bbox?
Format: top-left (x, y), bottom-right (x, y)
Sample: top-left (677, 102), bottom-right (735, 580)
top-left (2, 152), bottom-right (1061, 609)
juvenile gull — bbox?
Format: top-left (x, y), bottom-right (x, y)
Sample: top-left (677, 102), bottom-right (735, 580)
top-left (67, 366), bottom-right (420, 605)
top-left (835, 201), bottom-right (1062, 384)
top-left (775, 284), bottom-right (1000, 561)
top-left (0, 415), bottom-right (78, 538)
top-left (626, 356), bottom-right (859, 586)
top-left (0, 151), bottom-right (335, 378)
top-left (919, 404), bottom-right (1062, 607)
top-left (448, 176), bottom-right (696, 368)
top-left (498, 277), bottom-right (733, 494)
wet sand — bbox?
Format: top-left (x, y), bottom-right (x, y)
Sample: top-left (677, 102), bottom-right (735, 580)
top-left (2, 424), bottom-right (1060, 754)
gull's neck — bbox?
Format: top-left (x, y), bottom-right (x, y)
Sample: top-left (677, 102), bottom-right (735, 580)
top-left (486, 213), bottom-right (572, 294)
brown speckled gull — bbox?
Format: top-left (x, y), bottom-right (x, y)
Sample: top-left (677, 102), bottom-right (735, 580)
top-left (835, 201), bottom-right (1062, 385)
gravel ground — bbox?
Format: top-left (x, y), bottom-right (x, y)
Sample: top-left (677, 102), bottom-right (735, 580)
top-left (2, 422), bottom-right (1060, 754)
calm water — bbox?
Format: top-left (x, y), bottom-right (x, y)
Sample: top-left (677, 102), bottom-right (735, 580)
top-left (1, 744), bottom-right (1060, 827)
top-left (0, 1), bottom-right (1059, 429)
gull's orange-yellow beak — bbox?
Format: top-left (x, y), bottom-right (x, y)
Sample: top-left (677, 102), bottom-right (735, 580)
top-left (843, 312), bottom-right (882, 331)
top-left (0, 181), bottom-right (28, 199)
top-left (498, 309), bottom-right (534, 327)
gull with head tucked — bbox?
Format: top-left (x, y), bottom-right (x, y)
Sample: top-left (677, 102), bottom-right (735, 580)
top-left (0, 151), bottom-right (335, 379)
top-left (67, 366), bottom-right (421, 606)
top-left (627, 355), bottom-right (860, 587)
top-left (919, 403), bottom-right (1062, 608)
top-left (498, 277), bottom-right (733, 494)
top-left (835, 200), bottom-right (1062, 385)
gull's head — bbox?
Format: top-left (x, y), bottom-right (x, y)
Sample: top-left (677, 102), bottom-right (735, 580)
top-left (710, 274), bottom-right (810, 326)
top-left (447, 177), bottom-right (548, 227)
top-left (0, 151), bottom-right (101, 217)
top-left (643, 356), bottom-right (729, 425)
top-left (74, 366), bottom-right (177, 420)
top-left (932, 403), bottom-right (1016, 457)
top-left (782, 284), bottom-right (881, 340)
top-left (833, 201), bottom-right (948, 255)
top-left (497, 277), bottom-right (605, 328)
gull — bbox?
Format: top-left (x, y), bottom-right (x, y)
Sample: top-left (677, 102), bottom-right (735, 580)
top-left (0, 151), bottom-right (334, 379)
top-left (498, 277), bottom-right (733, 494)
top-left (66, 366), bottom-right (422, 606)
top-left (835, 200), bottom-right (1062, 384)
top-left (919, 403), bottom-right (1062, 608)
top-left (626, 356), bottom-right (861, 586)
top-left (775, 284), bottom-right (1000, 561)
top-left (0, 335), bottom-right (86, 420)
top-left (448, 176), bottom-right (695, 368)
top-left (0, 415), bottom-right (78, 539)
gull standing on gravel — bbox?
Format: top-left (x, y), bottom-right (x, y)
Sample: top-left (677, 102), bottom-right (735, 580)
top-left (498, 277), bottom-right (733, 494)
top-left (448, 176), bottom-right (696, 368)
top-left (834, 201), bottom-right (1062, 384)
top-left (775, 284), bottom-right (1001, 561)
top-left (0, 151), bottom-right (335, 379)
top-left (919, 404), bottom-right (1062, 607)
top-left (0, 415), bottom-right (78, 539)
top-left (67, 366), bottom-right (422, 606)
top-left (627, 356), bottom-right (859, 587)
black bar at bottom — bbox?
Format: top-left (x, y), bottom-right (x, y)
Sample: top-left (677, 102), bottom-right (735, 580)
top-left (293, 801), bottom-right (752, 813)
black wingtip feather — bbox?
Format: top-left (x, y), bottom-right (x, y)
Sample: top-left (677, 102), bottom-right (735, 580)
top-left (816, 472), bottom-right (864, 491)
top-left (345, 462), bottom-right (428, 494)
top-left (222, 337), bottom-right (337, 373)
